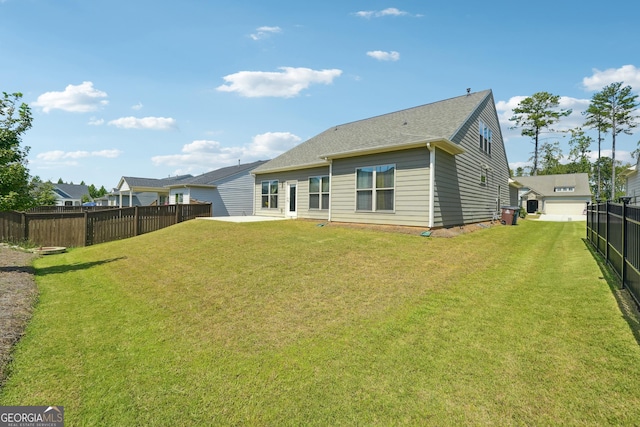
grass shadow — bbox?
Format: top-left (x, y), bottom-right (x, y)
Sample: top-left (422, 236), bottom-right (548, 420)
top-left (582, 238), bottom-right (640, 346)
top-left (0, 266), bottom-right (35, 274)
top-left (35, 257), bottom-right (127, 276)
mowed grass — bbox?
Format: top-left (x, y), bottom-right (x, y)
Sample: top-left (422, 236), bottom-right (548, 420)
top-left (2, 219), bottom-right (640, 425)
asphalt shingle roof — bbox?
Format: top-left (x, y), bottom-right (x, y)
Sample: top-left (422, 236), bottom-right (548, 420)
top-left (253, 90), bottom-right (492, 174)
top-left (515, 173), bottom-right (592, 197)
top-left (53, 183), bottom-right (90, 199)
top-left (179, 160), bottom-right (267, 186)
top-left (121, 174), bottom-right (193, 189)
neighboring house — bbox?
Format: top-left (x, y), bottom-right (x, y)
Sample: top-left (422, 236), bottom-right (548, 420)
top-left (115, 175), bottom-right (194, 207)
top-left (95, 192), bottom-right (146, 207)
top-left (52, 183), bottom-right (91, 206)
top-left (111, 161), bottom-right (266, 216)
top-left (621, 160), bottom-right (640, 204)
top-left (251, 89), bottom-right (511, 228)
top-left (165, 160), bottom-right (267, 216)
top-left (513, 173), bottom-right (591, 216)
top-left (509, 178), bottom-right (523, 207)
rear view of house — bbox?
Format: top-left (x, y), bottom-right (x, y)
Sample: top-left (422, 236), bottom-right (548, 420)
top-left (252, 89), bottom-right (511, 228)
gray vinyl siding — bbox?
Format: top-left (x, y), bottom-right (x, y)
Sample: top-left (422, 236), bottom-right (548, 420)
top-left (215, 172), bottom-right (255, 216)
top-left (627, 173), bottom-right (640, 205)
top-left (254, 166), bottom-right (330, 219)
top-left (331, 148), bottom-right (430, 227)
top-left (187, 187), bottom-right (213, 205)
top-left (434, 93), bottom-right (510, 227)
top-left (509, 185), bottom-right (520, 206)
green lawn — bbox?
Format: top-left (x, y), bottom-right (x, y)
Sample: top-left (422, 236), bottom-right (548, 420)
top-left (2, 219), bottom-right (640, 425)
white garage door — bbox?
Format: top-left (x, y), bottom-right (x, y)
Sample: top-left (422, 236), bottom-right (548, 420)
top-left (544, 201), bottom-right (585, 216)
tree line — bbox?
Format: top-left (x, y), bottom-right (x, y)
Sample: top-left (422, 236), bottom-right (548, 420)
top-left (509, 82), bottom-right (639, 201)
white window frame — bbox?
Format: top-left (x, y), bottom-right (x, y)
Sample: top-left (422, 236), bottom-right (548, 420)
top-left (479, 120), bottom-right (492, 155)
top-left (355, 164), bottom-right (396, 212)
top-left (261, 180), bottom-right (279, 209)
top-left (554, 186), bottom-right (575, 192)
top-left (309, 176), bottom-right (330, 210)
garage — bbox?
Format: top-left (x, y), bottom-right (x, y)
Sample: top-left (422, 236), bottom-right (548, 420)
top-left (544, 200), bottom-right (587, 216)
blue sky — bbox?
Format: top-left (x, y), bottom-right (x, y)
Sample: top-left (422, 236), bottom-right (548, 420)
top-left (2, 0), bottom-right (639, 189)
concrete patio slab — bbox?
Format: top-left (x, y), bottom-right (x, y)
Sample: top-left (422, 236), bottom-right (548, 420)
top-left (197, 216), bottom-right (288, 223)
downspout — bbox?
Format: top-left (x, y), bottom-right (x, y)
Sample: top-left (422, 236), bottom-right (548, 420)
top-left (427, 143), bottom-right (435, 228)
top-left (324, 158), bottom-right (333, 222)
top-left (251, 173), bottom-right (256, 215)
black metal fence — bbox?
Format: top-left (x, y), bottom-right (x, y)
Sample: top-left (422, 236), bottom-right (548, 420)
top-left (0, 203), bottom-right (212, 247)
top-left (586, 201), bottom-right (640, 307)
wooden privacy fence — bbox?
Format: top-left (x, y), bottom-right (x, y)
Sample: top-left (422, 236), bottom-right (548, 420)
top-left (0, 203), bottom-right (212, 247)
top-left (586, 201), bottom-right (640, 308)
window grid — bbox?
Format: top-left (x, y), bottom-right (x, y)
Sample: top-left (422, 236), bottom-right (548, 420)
top-left (309, 176), bottom-right (330, 210)
top-left (356, 164), bottom-right (395, 212)
top-left (479, 120), bottom-right (492, 155)
top-left (261, 180), bottom-right (278, 208)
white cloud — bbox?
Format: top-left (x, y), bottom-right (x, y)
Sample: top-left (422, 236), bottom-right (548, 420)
top-left (355, 8), bottom-right (408, 18)
top-left (33, 81), bottom-right (108, 113)
top-left (247, 131), bottom-right (302, 155)
top-left (35, 149), bottom-right (122, 166)
top-left (151, 132), bottom-right (301, 173)
top-left (216, 67), bottom-right (342, 98)
top-left (88, 117), bottom-right (104, 126)
top-left (250, 26), bottom-right (282, 40)
top-left (366, 50), bottom-right (400, 61)
top-left (583, 65), bottom-right (640, 91)
top-left (108, 116), bottom-right (177, 130)
top-left (508, 161), bottom-right (531, 171)
top-left (132, 102), bottom-right (144, 111)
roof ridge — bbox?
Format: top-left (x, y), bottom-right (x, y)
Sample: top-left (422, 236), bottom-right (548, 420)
top-left (331, 89), bottom-right (492, 129)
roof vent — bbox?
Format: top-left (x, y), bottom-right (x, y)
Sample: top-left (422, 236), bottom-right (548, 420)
top-left (466, 88), bottom-right (471, 95)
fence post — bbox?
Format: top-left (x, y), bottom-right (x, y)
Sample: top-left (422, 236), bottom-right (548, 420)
top-left (84, 210), bottom-right (89, 246)
top-left (134, 206), bottom-right (139, 236)
top-left (605, 200), bottom-right (610, 264)
top-left (595, 200), bottom-right (600, 251)
top-left (620, 197), bottom-right (631, 290)
top-left (21, 212), bottom-right (27, 242)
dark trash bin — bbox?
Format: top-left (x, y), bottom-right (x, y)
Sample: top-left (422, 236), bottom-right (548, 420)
top-left (500, 206), bottom-right (520, 225)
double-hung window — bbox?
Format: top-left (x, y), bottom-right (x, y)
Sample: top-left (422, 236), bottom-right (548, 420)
top-left (261, 180), bottom-right (278, 208)
top-left (309, 176), bottom-right (330, 210)
top-left (479, 120), bottom-right (492, 154)
top-left (356, 164), bottom-right (395, 211)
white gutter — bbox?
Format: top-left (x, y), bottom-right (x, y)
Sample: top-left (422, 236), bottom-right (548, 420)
top-left (427, 143), bottom-right (435, 228)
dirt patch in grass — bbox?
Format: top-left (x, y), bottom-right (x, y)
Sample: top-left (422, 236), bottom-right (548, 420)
top-left (320, 220), bottom-right (499, 237)
top-left (0, 245), bottom-right (38, 385)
